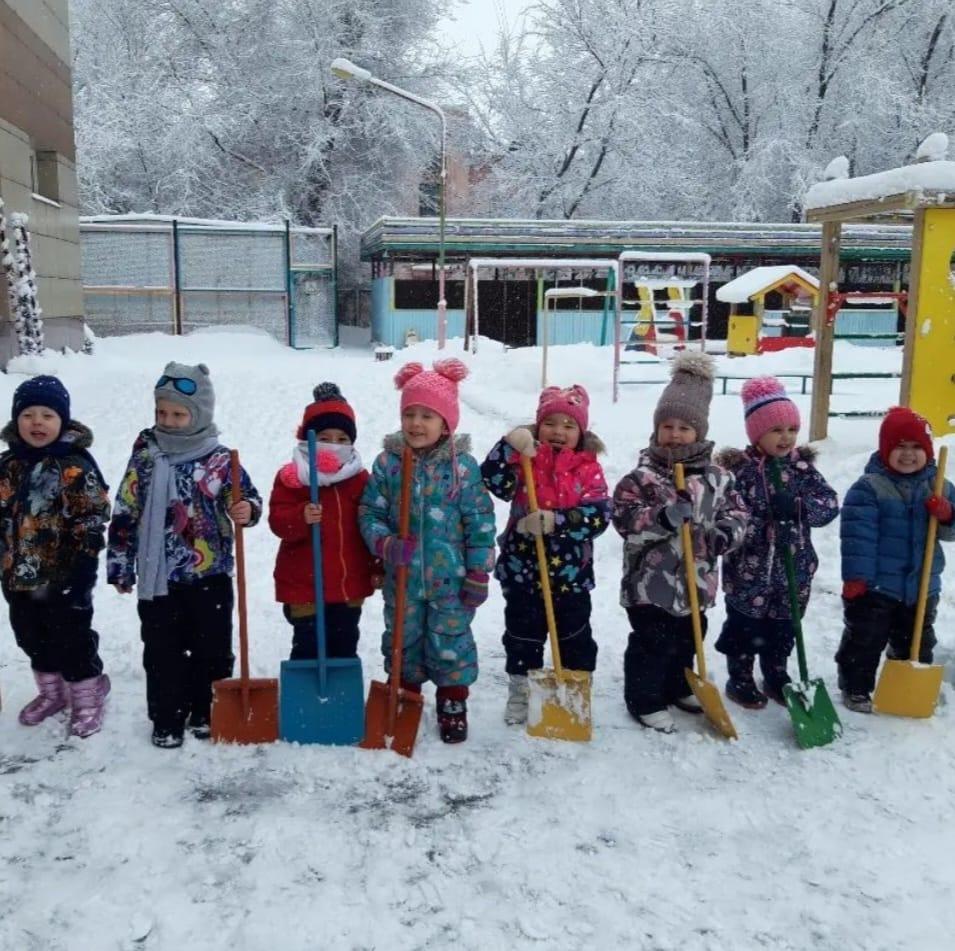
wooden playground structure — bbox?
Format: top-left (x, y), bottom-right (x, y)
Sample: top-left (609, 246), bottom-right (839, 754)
top-left (804, 133), bottom-right (955, 440)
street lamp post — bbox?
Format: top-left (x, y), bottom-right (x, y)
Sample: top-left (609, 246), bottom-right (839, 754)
top-left (330, 57), bottom-right (448, 349)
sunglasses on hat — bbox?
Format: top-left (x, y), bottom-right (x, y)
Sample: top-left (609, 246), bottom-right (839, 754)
top-left (156, 375), bottom-right (197, 396)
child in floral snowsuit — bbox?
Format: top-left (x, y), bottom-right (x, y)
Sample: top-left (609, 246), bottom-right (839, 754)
top-left (612, 353), bottom-right (747, 733)
top-left (108, 363), bottom-right (262, 748)
top-left (359, 359), bottom-right (495, 743)
top-left (481, 384), bottom-right (610, 725)
top-left (716, 377), bottom-right (839, 709)
top-left (0, 376), bottom-right (111, 738)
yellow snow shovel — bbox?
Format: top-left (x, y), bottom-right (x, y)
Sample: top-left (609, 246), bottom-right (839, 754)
top-left (873, 445), bottom-right (948, 718)
top-left (521, 456), bottom-right (592, 742)
top-left (675, 463), bottom-right (737, 740)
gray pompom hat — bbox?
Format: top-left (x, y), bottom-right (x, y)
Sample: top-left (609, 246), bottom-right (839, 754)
top-left (154, 362), bottom-right (216, 435)
top-left (653, 352), bottom-right (716, 440)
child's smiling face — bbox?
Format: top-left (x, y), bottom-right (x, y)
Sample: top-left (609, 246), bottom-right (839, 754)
top-left (757, 425), bottom-right (799, 458)
top-left (656, 417), bottom-right (696, 447)
top-left (17, 406), bottom-right (62, 448)
top-left (887, 440), bottom-right (928, 474)
top-left (402, 405), bottom-right (447, 451)
top-left (537, 413), bottom-right (581, 451)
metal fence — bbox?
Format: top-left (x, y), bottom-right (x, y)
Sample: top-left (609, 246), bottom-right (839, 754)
top-left (79, 215), bottom-right (337, 347)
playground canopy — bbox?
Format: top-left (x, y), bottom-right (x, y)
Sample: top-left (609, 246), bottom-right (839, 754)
top-left (716, 266), bottom-right (819, 304)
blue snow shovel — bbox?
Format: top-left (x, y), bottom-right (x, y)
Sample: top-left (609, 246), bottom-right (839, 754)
top-left (279, 430), bottom-right (365, 744)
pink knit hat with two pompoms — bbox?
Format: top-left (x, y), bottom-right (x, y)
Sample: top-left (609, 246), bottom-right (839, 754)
top-left (394, 358), bottom-right (468, 433)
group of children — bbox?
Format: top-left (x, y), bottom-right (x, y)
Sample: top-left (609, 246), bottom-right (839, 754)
top-left (2, 352), bottom-right (952, 747)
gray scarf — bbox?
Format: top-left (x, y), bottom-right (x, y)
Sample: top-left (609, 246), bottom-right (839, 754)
top-left (138, 430), bottom-right (221, 601)
top-left (647, 436), bottom-right (715, 471)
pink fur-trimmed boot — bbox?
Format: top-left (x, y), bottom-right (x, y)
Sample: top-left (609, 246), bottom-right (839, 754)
top-left (68, 674), bottom-right (111, 738)
top-left (18, 671), bottom-right (68, 726)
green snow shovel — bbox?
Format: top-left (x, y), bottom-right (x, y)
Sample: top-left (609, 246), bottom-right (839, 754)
top-left (768, 459), bottom-right (842, 749)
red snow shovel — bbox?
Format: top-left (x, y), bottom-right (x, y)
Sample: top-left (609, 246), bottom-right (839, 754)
top-left (361, 446), bottom-right (423, 756)
top-left (211, 451), bottom-right (279, 744)
top-left (873, 445), bottom-right (948, 718)
top-left (675, 463), bottom-right (737, 741)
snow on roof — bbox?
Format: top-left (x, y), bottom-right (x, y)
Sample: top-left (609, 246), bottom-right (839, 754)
top-left (804, 160), bottom-right (955, 211)
top-left (716, 266), bottom-right (819, 303)
top-left (80, 213), bottom-right (332, 235)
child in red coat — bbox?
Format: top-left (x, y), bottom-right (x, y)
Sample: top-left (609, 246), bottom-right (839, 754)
top-left (269, 384), bottom-right (379, 659)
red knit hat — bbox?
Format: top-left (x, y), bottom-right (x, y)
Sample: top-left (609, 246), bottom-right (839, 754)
top-left (741, 376), bottom-right (800, 445)
top-left (536, 384), bottom-right (590, 433)
top-left (879, 406), bottom-right (933, 467)
top-left (297, 382), bottom-right (356, 441)
top-left (394, 358), bottom-right (468, 432)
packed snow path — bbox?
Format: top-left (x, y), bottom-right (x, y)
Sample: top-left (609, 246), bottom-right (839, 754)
top-left (1, 331), bottom-right (952, 950)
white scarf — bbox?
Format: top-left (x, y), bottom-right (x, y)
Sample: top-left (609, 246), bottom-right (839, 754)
top-left (290, 441), bottom-right (364, 488)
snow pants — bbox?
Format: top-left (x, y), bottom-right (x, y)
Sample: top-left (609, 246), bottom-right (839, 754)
top-left (284, 602), bottom-right (362, 660)
top-left (5, 587), bottom-right (104, 682)
top-left (835, 590), bottom-right (937, 695)
top-left (137, 573), bottom-right (234, 733)
top-left (502, 589), bottom-right (597, 675)
top-left (624, 604), bottom-right (707, 717)
top-left (382, 593), bottom-right (477, 688)
top-left (715, 604), bottom-right (796, 690)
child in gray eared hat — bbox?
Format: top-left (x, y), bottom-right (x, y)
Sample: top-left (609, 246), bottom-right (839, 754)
top-left (107, 362), bottom-right (263, 748)
top-left (611, 352), bottom-right (748, 734)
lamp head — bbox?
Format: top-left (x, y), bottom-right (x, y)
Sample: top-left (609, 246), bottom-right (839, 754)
top-left (330, 57), bottom-right (371, 82)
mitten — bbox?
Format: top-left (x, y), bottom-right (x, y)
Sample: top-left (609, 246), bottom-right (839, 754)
top-left (660, 490), bottom-right (694, 531)
top-left (842, 579), bottom-right (867, 600)
top-left (925, 494), bottom-right (954, 525)
top-left (504, 427), bottom-right (537, 457)
top-left (375, 535), bottom-right (417, 567)
top-left (516, 510), bottom-right (556, 536)
top-left (460, 571), bottom-right (490, 608)
top-left (710, 520), bottom-right (736, 557)
top-left (770, 490), bottom-right (798, 522)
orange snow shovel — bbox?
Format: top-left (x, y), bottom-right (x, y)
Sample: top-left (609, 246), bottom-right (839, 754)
top-left (675, 463), bottom-right (737, 740)
top-left (522, 456), bottom-right (592, 742)
top-left (361, 446), bottom-right (424, 756)
top-left (211, 451), bottom-right (279, 744)
top-left (873, 445), bottom-right (948, 718)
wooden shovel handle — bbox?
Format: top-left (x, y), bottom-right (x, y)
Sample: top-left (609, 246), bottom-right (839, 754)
top-left (388, 447), bottom-right (415, 735)
top-left (674, 464), bottom-right (707, 680)
top-left (230, 451), bottom-right (250, 712)
top-left (520, 455), bottom-right (564, 680)
top-left (911, 445), bottom-right (947, 661)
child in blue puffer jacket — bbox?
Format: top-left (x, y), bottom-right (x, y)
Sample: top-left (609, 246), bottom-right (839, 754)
top-left (836, 406), bottom-right (955, 713)
top-left (359, 359), bottom-right (495, 744)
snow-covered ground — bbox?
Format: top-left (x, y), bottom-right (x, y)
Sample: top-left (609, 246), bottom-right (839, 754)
top-left (1, 331), bottom-right (953, 951)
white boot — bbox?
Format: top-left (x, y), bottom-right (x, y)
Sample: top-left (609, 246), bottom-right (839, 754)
top-left (636, 709), bottom-right (677, 734)
top-left (504, 674), bottom-right (529, 725)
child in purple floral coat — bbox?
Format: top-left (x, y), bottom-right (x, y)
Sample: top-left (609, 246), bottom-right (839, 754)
top-left (715, 377), bottom-right (838, 709)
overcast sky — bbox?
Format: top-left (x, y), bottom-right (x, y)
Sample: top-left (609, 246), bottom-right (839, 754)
top-left (437, 0), bottom-right (532, 58)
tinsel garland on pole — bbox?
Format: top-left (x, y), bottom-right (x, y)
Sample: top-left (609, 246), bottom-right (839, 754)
top-left (0, 199), bottom-right (45, 355)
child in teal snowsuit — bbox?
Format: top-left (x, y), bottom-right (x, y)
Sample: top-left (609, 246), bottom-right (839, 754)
top-left (359, 359), bottom-right (495, 743)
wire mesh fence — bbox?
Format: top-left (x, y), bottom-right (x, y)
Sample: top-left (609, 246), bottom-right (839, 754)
top-left (80, 216), bottom-right (337, 346)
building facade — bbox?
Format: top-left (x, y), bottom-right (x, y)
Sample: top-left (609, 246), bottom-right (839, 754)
top-left (0, 0), bottom-right (84, 361)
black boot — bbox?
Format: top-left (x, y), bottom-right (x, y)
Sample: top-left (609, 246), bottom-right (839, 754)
top-left (759, 652), bottom-right (792, 706)
top-left (725, 655), bottom-right (767, 709)
top-left (436, 687), bottom-right (468, 744)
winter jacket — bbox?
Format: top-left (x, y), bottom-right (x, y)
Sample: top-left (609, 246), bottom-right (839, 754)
top-left (841, 452), bottom-right (955, 605)
top-left (107, 428), bottom-right (262, 590)
top-left (717, 445), bottom-right (839, 619)
top-left (612, 451), bottom-right (747, 616)
top-left (481, 434), bottom-right (610, 595)
top-left (359, 433), bottom-right (495, 603)
top-left (269, 467), bottom-right (377, 605)
top-left (0, 420), bottom-right (110, 593)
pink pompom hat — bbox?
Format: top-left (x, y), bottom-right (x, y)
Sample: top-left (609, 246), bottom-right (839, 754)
top-left (536, 384), bottom-right (590, 433)
top-left (394, 358), bottom-right (469, 433)
top-left (741, 376), bottom-right (801, 445)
